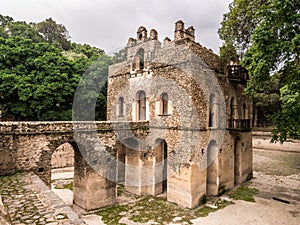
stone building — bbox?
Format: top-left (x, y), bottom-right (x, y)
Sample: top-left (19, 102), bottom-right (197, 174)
top-left (107, 20), bottom-right (253, 208)
top-left (0, 20), bottom-right (252, 211)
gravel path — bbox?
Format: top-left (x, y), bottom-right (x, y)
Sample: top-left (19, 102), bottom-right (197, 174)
top-left (0, 172), bottom-right (85, 225)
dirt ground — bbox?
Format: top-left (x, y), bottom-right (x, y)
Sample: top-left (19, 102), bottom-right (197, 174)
top-left (192, 149), bottom-right (300, 225)
top-left (51, 148), bottom-right (300, 224)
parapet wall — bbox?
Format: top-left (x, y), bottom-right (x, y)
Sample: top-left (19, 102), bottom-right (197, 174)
top-left (0, 121), bottom-right (150, 179)
top-left (252, 131), bottom-right (300, 152)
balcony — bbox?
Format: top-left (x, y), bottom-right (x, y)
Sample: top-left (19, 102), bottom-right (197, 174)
top-left (227, 65), bottom-right (249, 85)
top-left (228, 119), bottom-right (251, 132)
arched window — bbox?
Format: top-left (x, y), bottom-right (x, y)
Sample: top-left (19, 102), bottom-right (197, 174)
top-left (161, 92), bottom-right (168, 115)
top-left (118, 97), bottom-right (124, 117)
top-left (137, 91), bottom-right (146, 121)
top-left (137, 48), bottom-right (145, 70)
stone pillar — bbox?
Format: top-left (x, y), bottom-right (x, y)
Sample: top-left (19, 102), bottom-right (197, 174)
top-left (73, 148), bottom-right (116, 211)
top-left (168, 164), bottom-right (206, 209)
top-left (73, 172), bottom-right (116, 211)
top-left (125, 147), bottom-right (141, 195)
top-left (140, 153), bottom-right (155, 195)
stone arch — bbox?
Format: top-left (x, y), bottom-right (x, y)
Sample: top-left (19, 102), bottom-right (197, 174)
top-left (137, 48), bottom-right (145, 70)
top-left (154, 138), bottom-right (168, 194)
top-left (136, 90), bottom-right (147, 121)
top-left (42, 136), bottom-right (90, 209)
top-left (117, 97), bottom-right (125, 117)
top-left (50, 141), bottom-right (75, 206)
top-left (160, 92), bottom-right (169, 116)
top-left (51, 142), bottom-right (74, 169)
top-left (132, 48), bottom-right (145, 71)
top-left (35, 135), bottom-right (77, 186)
top-left (206, 139), bottom-right (219, 196)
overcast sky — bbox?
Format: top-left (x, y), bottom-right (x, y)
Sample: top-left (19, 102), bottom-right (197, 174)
top-left (0, 0), bottom-right (232, 55)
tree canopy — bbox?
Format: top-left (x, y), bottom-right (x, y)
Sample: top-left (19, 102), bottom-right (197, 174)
top-left (0, 15), bottom-right (112, 121)
top-left (219, 0), bottom-right (300, 142)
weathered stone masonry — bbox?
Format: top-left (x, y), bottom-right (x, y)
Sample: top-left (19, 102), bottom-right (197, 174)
top-left (0, 121), bottom-right (149, 211)
top-left (0, 20), bottom-right (253, 211)
top-left (107, 20), bottom-right (253, 208)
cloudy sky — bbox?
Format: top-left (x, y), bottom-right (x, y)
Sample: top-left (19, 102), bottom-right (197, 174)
top-left (0, 0), bottom-right (232, 55)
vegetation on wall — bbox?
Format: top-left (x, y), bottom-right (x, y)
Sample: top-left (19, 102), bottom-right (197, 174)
top-left (0, 15), bottom-right (113, 121)
top-left (219, 0), bottom-right (300, 142)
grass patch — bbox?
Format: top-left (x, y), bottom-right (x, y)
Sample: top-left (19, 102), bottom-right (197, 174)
top-left (94, 194), bottom-right (234, 225)
top-left (227, 185), bottom-right (258, 202)
top-left (128, 196), bottom-right (184, 224)
top-left (93, 204), bottom-right (127, 225)
top-left (54, 181), bottom-right (73, 191)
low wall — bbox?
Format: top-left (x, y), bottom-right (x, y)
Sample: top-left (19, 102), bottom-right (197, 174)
top-left (252, 131), bottom-right (300, 152)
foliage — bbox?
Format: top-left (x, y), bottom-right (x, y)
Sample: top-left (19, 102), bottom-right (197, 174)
top-left (113, 47), bottom-right (127, 63)
top-left (0, 14), bottom-right (112, 121)
top-left (218, 0), bottom-right (268, 59)
top-left (0, 36), bottom-right (80, 120)
top-left (219, 42), bottom-right (239, 64)
top-left (7, 21), bottom-right (44, 42)
top-left (34, 18), bottom-right (71, 50)
top-left (72, 54), bottom-right (113, 121)
top-left (219, 0), bottom-right (300, 142)
top-left (253, 73), bottom-right (281, 126)
top-left (93, 194), bottom-right (234, 225)
top-left (227, 185), bottom-right (258, 202)
top-left (71, 42), bottom-right (105, 59)
top-left (0, 14), bottom-right (13, 26)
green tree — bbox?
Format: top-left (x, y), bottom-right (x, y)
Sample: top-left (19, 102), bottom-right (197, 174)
top-left (219, 0), bottom-right (300, 142)
top-left (34, 18), bottom-right (71, 50)
top-left (72, 54), bottom-right (113, 121)
top-left (7, 21), bottom-right (44, 42)
top-left (0, 36), bottom-right (81, 120)
top-left (71, 42), bottom-right (105, 59)
top-left (253, 73), bottom-right (281, 127)
top-left (0, 15), bottom-right (13, 26)
top-left (0, 15), bottom-right (112, 121)
top-left (218, 0), bottom-right (268, 59)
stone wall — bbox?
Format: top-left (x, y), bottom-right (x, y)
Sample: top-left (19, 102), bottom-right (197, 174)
top-left (0, 121), bottom-right (150, 211)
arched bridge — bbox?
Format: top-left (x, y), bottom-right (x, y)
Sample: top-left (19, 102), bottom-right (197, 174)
top-left (0, 121), bottom-right (149, 210)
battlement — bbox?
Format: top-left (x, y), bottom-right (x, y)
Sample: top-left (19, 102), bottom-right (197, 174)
top-left (109, 20), bottom-right (224, 78)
